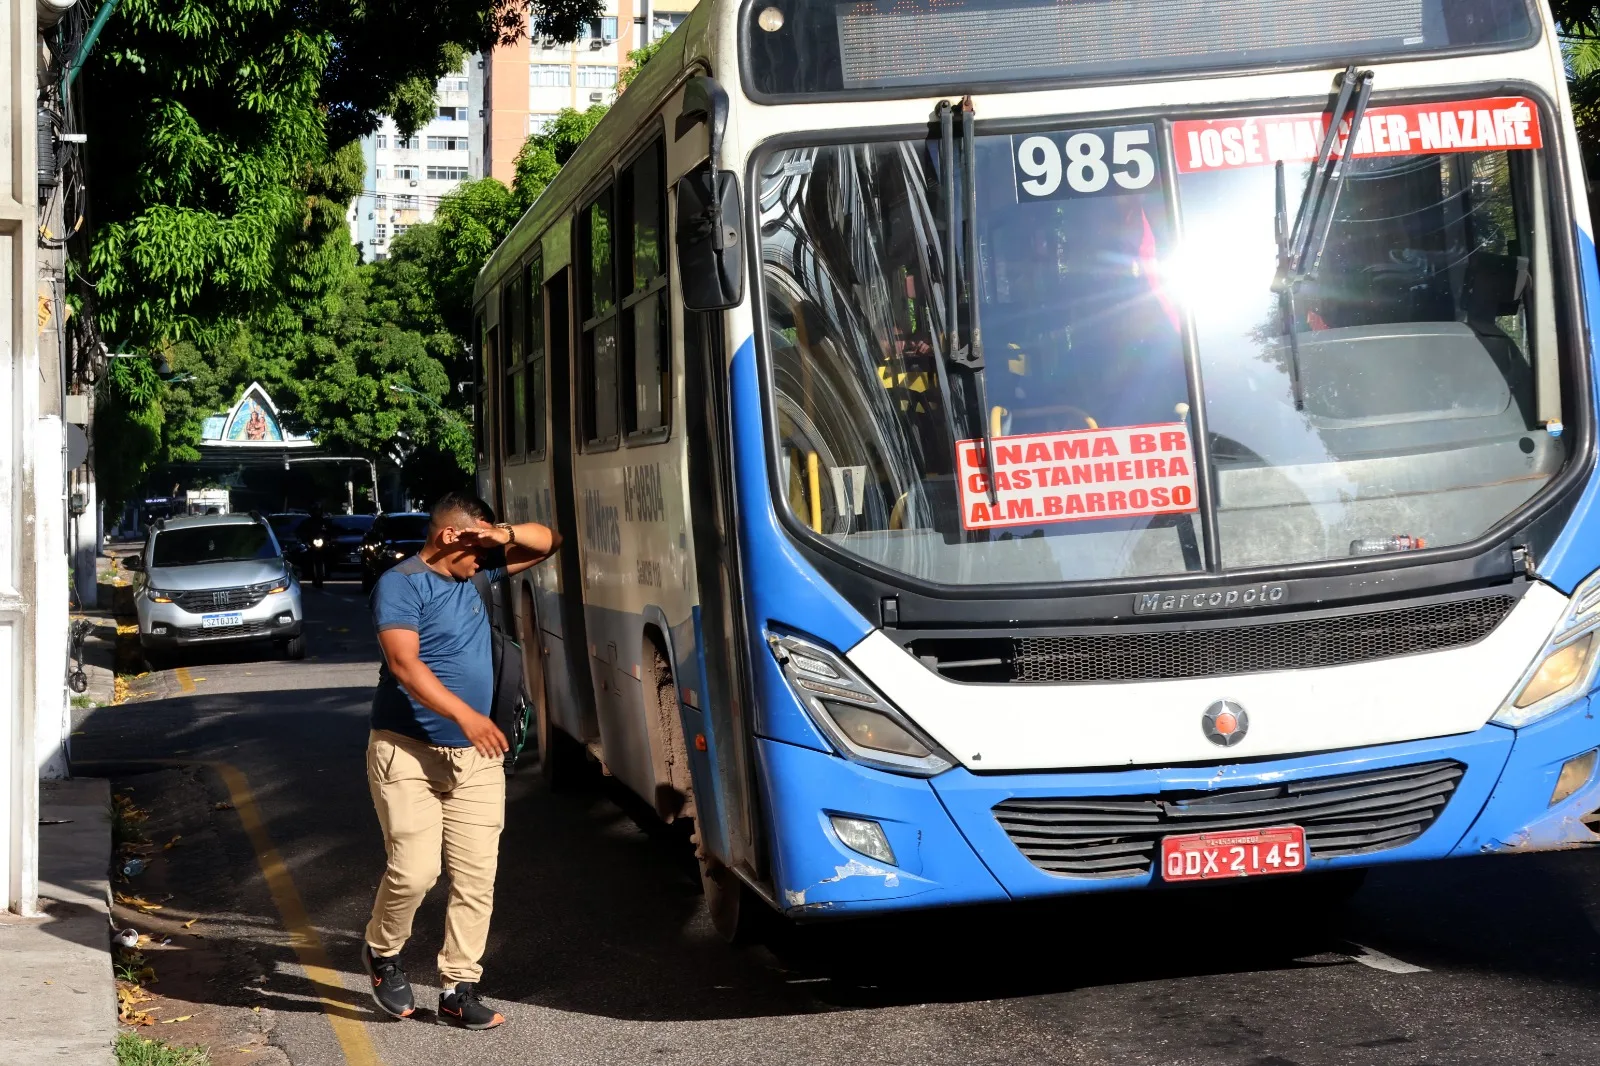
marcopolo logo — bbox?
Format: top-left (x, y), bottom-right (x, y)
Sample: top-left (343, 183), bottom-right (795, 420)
top-left (1133, 582), bottom-right (1287, 616)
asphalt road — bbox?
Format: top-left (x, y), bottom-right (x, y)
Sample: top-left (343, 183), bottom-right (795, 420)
top-left (73, 579), bottom-right (1600, 1066)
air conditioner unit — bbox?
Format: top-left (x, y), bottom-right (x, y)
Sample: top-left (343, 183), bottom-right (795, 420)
top-left (589, 38), bottom-right (603, 49)
top-left (540, 36), bottom-right (556, 48)
top-left (367, 212), bottom-right (374, 219)
top-left (589, 92), bottom-right (603, 103)
top-left (409, 179), bottom-right (419, 187)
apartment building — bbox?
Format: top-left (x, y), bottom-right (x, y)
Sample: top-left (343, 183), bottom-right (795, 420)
top-left (348, 59), bottom-right (486, 260)
top-left (482, 0), bottom-right (698, 185)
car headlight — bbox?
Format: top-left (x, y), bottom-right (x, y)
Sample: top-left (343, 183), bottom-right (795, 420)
top-left (1494, 570), bottom-right (1600, 728)
top-left (768, 632), bottom-right (952, 776)
top-left (148, 589), bottom-right (174, 603)
top-left (311, 536), bottom-right (325, 549)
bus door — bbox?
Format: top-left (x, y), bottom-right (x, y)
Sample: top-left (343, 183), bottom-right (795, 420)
top-left (545, 266), bottom-right (600, 743)
top-left (680, 257), bottom-right (759, 883)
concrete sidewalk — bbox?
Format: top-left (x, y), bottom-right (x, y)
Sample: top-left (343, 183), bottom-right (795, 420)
top-left (0, 777), bottom-right (118, 1064)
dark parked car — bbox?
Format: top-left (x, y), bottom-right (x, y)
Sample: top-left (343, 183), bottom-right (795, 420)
top-left (360, 512), bottom-right (430, 592)
top-left (266, 511), bottom-right (309, 563)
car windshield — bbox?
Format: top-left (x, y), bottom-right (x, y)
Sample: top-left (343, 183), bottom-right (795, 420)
top-left (151, 525), bottom-right (278, 567)
top-left (331, 515), bottom-right (375, 533)
top-left (384, 516), bottom-right (430, 540)
top-left (757, 97), bottom-right (1564, 585)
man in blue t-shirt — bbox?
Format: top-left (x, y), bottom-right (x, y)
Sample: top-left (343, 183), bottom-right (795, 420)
top-left (361, 492), bottom-right (558, 1030)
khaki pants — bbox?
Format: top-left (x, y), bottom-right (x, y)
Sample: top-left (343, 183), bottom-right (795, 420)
top-left (364, 729), bottom-right (505, 985)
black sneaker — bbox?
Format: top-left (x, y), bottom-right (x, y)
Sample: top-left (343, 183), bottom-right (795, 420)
top-left (437, 982), bottom-right (505, 1030)
top-left (361, 946), bottom-right (415, 1019)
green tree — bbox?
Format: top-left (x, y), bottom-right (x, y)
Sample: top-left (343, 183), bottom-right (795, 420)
top-left (95, 360), bottom-right (166, 512)
top-left (431, 178), bottom-right (524, 336)
top-left (512, 105), bottom-right (610, 211)
top-left (619, 34), bottom-right (670, 91)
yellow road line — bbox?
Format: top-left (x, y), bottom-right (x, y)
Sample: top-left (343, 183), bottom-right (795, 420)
top-left (210, 761), bottom-right (383, 1066)
top-left (72, 755), bottom-right (384, 1065)
top-left (174, 667), bottom-right (197, 694)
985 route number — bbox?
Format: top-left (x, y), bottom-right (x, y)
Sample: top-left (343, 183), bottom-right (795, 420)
top-left (1012, 123), bottom-right (1160, 201)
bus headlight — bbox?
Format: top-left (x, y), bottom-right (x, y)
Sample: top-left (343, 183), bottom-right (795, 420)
top-left (1494, 570), bottom-right (1600, 728)
top-left (768, 632), bottom-right (953, 777)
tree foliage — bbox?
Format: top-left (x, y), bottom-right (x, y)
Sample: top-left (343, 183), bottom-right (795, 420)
top-left (82, 3), bottom-right (638, 509)
top-left (620, 36), bottom-right (671, 91)
top-left (512, 105), bottom-right (610, 210)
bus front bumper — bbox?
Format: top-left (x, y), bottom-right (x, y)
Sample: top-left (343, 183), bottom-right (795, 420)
top-left (759, 696), bottom-right (1600, 917)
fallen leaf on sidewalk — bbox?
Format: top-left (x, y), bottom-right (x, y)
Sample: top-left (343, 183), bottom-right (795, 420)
top-left (182, 918), bottom-right (198, 929)
top-left (191, 677), bottom-right (207, 682)
top-left (162, 835), bottom-right (182, 850)
top-left (211, 801), bottom-right (234, 811)
top-left (159, 1015), bottom-right (194, 1024)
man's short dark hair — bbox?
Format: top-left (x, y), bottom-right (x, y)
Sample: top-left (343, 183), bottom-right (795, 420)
top-left (429, 492), bottom-right (493, 534)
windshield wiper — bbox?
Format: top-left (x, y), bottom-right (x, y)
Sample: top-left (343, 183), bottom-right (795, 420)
top-left (937, 97), bottom-right (997, 505)
top-left (1274, 65), bottom-right (1374, 409)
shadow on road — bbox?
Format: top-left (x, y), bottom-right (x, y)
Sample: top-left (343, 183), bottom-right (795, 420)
top-left (66, 574), bottom-right (1600, 1036)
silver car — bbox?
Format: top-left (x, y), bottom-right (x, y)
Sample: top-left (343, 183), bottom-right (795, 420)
top-left (129, 513), bottom-right (305, 661)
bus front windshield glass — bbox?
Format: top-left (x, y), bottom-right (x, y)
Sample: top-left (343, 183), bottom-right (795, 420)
top-left (758, 104), bottom-right (1563, 585)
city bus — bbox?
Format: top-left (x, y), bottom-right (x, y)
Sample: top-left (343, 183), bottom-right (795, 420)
top-left (473, 0), bottom-right (1600, 938)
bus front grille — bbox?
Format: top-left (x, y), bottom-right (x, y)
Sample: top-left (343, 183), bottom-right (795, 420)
top-left (911, 594), bottom-right (1517, 684)
top-left (993, 759), bottom-right (1465, 879)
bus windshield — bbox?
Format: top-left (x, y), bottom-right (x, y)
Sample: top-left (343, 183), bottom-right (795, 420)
top-left (758, 102), bottom-right (1564, 586)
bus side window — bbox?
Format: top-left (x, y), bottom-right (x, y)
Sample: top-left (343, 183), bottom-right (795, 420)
top-left (525, 257), bottom-right (546, 458)
top-left (580, 186), bottom-right (621, 447)
top-left (621, 138), bottom-right (670, 438)
top-left (503, 275), bottom-right (527, 459)
top-left (484, 323), bottom-right (501, 468)
top-left (473, 314), bottom-right (488, 467)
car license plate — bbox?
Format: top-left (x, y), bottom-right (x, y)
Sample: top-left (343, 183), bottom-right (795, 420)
top-left (201, 612), bottom-right (244, 630)
top-left (1160, 825), bottom-right (1306, 882)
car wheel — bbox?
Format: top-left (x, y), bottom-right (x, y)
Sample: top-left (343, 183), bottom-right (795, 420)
top-left (282, 635), bottom-right (307, 661)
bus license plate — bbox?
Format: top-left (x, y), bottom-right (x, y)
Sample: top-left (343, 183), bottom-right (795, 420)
top-left (1160, 825), bottom-right (1306, 882)
top-left (201, 612), bottom-right (243, 630)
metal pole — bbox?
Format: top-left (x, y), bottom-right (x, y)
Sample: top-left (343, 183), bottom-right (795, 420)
top-left (65, 0), bottom-right (123, 92)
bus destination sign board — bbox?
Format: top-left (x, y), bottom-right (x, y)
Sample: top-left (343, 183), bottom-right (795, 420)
top-left (955, 422), bottom-right (1199, 531)
top-left (1173, 96), bottom-right (1542, 174)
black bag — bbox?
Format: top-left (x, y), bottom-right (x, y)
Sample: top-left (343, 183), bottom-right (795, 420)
top-left (472, 571), bottom-right (531, 769)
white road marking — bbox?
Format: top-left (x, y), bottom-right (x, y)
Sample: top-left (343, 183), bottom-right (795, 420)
top-left (1343, 941), bottom-right (1429, 974)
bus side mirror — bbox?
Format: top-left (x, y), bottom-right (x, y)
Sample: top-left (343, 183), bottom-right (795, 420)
top-left (676, 163), bottom-right (743, 312)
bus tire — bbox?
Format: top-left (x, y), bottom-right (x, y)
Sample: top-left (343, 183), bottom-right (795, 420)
top-left (701, 859), bottom-right (766, 945)
top-left (646, 642), bottom-right (772, 944)
top-left (522, 587), bottom-right (585, 790)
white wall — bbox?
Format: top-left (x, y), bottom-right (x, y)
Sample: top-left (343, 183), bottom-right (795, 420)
top-left (2, 0), bottom-right (70, 915)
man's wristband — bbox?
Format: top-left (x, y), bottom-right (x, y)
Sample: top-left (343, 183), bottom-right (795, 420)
top-left (495, 521), bottom-right (516, 546)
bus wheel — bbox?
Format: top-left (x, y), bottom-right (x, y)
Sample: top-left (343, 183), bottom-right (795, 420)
top-left (648, 643), bottom-right (769, 944)
top-left (522, 588), bottom-right (584, 790)
top-left (700, 853), bottom-right (767, 945)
